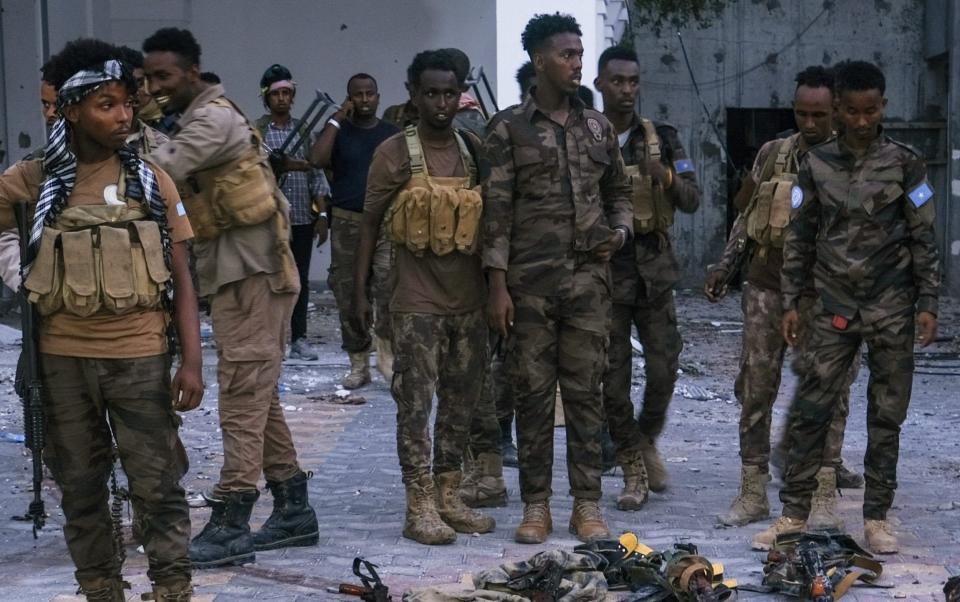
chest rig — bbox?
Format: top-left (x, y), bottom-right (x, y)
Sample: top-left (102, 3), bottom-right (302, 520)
top-left (745, 136), bottom-right (798, 252)
top-left (627, 119), bottom-right (674, 235)
top-left (23, 171), bottom-right (171, 318)
top-left (387, 125), bottom-right (482, 257)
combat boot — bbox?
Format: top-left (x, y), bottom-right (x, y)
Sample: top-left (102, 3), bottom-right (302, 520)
top-left (640, 437), bottom-right (669, 492)
top-left (343, 352), bottom-right (371, 389)
top-left (515, 501), bottom-right (552, 544)
top-left (718, 464), bottom-right (770, 526)
top-left (403, 474), bottom-right (456, 545)
top-left (459, 452), bottom-right (507, 508)
top-left (499, 416), bottom-right (518, 468)
top-left (189, 490), bottom-right (259, 568)
top-left (375, 335), bottom-right (393, 381)
top-left (807, 467), bottom-right (843, 531)
top-left (150, 580), bottom-right (193, 601)
top-left (77, 577), bottom-right (126, 602)
top-left (569, 499), bottom-right (611, 543)
top-left (864, 519), bottom-right (898, 554)
top-left (253, 471), bottom-right (319, 551)
top-left (751, 516), bottom-right (806, 550)
top-left (435, 471), bottom-right (496, 533)
top-left (836, 462), bottom-right (865, 489)
top-left (616, 451), bottom-right (649, 511)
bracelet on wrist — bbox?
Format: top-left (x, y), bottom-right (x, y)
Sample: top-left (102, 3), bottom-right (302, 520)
top-left (327, 118), bottom-right (341, 130)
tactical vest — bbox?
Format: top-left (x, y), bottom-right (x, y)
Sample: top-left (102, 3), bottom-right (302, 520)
top-left (627, 119), bottom-right (674, 235)
top-left (387, 126), bottom-right (482, 257)
top-left (177, 97), bottom-right (278, 241)
top-left (745, 136), bottom-right (798, 249)
top-left (23, 174), bottom-right (171, 318)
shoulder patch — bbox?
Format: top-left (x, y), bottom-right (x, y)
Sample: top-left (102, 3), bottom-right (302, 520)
top-left (791, 185), bottom-right (804, 209)
top-left (674, 159), bottom-right (694, 174)
top-left (907, 180), bottom-right (934, 207)
top-left (586, 118), bottom-right (603, 142)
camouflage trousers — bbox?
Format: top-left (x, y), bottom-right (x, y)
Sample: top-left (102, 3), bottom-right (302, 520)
top-left (781, 307), bottom-right (915, 521)
top-left (328, 209), bottom-right (372, 353)
top-left (391, 310), bottom-right (488, 484)
top-left (40, 353), bottom-right (191, 586)
top-left (467, 333), bottom-right (513, 458)
top-left (211, 272), bottom-right (302, 493)
top-left (603, 289), bottom-right (682, 458)
top-left (508, 271), bottom-right (611, 502)
top-left (736, 284), bottom-right (854, 467)
top-left (371, 218), bottom-right (394, 344)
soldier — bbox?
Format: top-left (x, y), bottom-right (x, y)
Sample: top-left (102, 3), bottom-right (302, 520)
top-left (705, 67), bottom-right (861, 529)
top-left (0, 38), bottom-right (202, 601)
top-left (353, 49), bottom-right (494, 545)
top-left (594, 45), bottom-right (701, 507)
top-left (142, 28), bottom-right (318, 567)
top-left (752, 60), bottom-right (939, 554)
top-left (516, 61), bottom-right (536, 103)
top-left (484, 13), bottom-right (632, 544)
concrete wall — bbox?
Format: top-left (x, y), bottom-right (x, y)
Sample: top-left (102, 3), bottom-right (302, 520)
top-left (626, 0), bottom-right (941, 288)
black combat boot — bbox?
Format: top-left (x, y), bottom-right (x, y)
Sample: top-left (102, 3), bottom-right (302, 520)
top-left (189, 490), bottom-right (258, 568)
top-left (499, 416), bottom-right (518, 468)
top-left (253, 471), bottom-right (319, 551)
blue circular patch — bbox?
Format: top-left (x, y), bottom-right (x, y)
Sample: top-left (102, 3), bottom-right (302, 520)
top-left (791, 185), bottom-right (803, 209)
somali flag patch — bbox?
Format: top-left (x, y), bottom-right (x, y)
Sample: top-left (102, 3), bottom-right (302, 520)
top-left (674, 158), bottom-right (694, 174)
top-left (907, 181), bottom-right (933, 207)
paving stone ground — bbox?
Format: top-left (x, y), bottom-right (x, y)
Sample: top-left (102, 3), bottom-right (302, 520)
top-left (0, 289), bottom-right (958, 601)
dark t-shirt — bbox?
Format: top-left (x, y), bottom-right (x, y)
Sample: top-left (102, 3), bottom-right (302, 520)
top-left (330, 119), bottom-right (399, 212)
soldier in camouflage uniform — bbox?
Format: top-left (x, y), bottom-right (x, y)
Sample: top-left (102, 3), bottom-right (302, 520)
top-left (706, 67), bottom-right (861, 529)
top-left (483, 14), bottom-right (632, 545)
top-left (753, 61), bottom-right (940, 555)
top-left (594, 46), bottom-right (701, 508)
top-left (353, 50), bottom-right (494, 545)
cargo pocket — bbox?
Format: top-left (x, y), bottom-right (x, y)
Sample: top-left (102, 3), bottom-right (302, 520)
top-left (513, 146), bottom-right (553, 193)
top-left (454, 186), bottom-right (483, 254)
top-left (631, 173), bottom-right (656, 234)
top-left (768, 180), bottom-right (794, 247)
top-left (862, 181), bottom-right (903, 216)
top-left (212, 157), bottom-right (275, 228)
top-left (747, 181), bottom-right (776, 245)
top-left (23, 228), bottom-right (63, 316)
top-left (388, 192), bottom-right (408, 246)
top-left (61, 229), bottom-right (101, 317)
top-left (430, 187), bottom-right (458, 257)
top-left (404, 188), bottom-right (431, 254)
top-left (99, 225), bottom-right (137, 314)
top-left (131, 221), bottom-right (170, 309)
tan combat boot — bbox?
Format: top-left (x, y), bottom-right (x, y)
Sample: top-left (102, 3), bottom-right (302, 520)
top-left (640, 437), bottom-right (669, 492)
top-left (568, 499), bottom-right (611, 543)
top-left (864, 519), bottom-right (898, 554)
top-left (459, 452), bottom-right (507, 508)
top-left (515, 501), bottom-right (552, 544)
top-left (435, 471), bottom-right (496, 533)
top-left (77, 577), bottom-right (127, 601)
top-left (807, 467), bottom-right (844, 531)
top-left (403, 475), bottom-right (456, 545)
top-left (375, 335), bottom-right (393, 381)
top-left (616, 451), bottom-right (649, 511)
top-left (151, 580), bottom-right (193, 601)
top-left (718, 464), bottom-right (770, 526)
top-left (751, 516), bottom-right (806, 550)
top-left (343, 352), bottom-right (371, 389)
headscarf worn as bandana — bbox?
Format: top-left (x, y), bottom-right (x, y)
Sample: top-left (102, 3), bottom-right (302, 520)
top-left (26, 59), bottom-right (172, 277)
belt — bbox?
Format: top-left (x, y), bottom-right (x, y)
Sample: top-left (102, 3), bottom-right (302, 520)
top-left (331, 206), bottom-right (363, 223)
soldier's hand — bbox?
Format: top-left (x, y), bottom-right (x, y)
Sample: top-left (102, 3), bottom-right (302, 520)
top-left (487, 286), bottom-right (514, 338)
top-left (782, 309), bottom-right (800, 346)
top-left (592, 230), bottom-right (625, 262)
top-left (314, 216), bottom-right (328, 246)
top-left (704, 271), bottom-right (728, 302)
top-left (916, 311), bottom-right (938, 347)
top-left (644, 159), bottom-right (670, 187)
top-left (354, 294), bottom-right (373, 333)
top-left (172, 361), bottom-right (204, 412)
top-left (335, 98), bottom-right (354, 121)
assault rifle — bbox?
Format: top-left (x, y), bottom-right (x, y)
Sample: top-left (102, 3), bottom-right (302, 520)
top-left (267, 89), bottom-right (340, 179)
top-left (13, 202), bottom-right (45, 537)
top-left (338, 557), bottom-right (391, 602)
top-left (465, 65), bottom-right (498, 120)
top-left (797, 540), bottom-right (834, 602)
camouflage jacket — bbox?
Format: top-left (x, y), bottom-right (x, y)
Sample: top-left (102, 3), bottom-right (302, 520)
top-left (611, 117), bottom-right (700, 304)
top-left (783, 132), bottom-right (939, 322)
top-left (481, 93), bottom-right (632, 295)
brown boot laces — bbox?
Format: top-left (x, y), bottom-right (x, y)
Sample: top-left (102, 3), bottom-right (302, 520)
top-left (522, 503), bottom-right (549, 524)
top-left (574, 501), bottom-right (603, 522)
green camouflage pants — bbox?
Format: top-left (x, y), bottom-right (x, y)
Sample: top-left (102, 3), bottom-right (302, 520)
top-left (781, 307), bottom-right (915, 521)
top-left (508, 271), bottom-right (611, 503)
top-left (466, 333), bottom-right (513, 457)
top-left (736, 284), bottom-right (853, 467)
top-left (603, 289), bottom-right (681, 458)
top-left (328, 209), bottom-right (372, 353)
top-left (40, 353), bottom-right (191, 586)
top-left (391, 310), bottom-right (488, 484)
top-left (371, 218), bottom-right (394, 344)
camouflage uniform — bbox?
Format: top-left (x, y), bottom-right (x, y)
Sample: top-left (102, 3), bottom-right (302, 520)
top-left (482, 93), bottom-right (632, 502)
top-left (710, 136), bottom-right (853, 469)
top-left (779, 132), bottom-right (939, 521)
top-left (328, 209), bottom-right (372, 353)
top-left (604, 119), bottom-right (700, 458)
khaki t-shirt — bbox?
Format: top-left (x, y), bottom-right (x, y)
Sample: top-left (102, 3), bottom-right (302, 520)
top-left (364, 132), bottom-right (486, 315)
top-left (0, 155), bottom-right (193, 358)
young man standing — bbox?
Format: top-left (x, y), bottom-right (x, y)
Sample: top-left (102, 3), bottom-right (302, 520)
top-left (311, 73), bottom-right (398, 388)
top-left (0, 38), bottom-right (202, 601)
top-left (484, 14), bottom-right (632, 544)
top-left (594, 45), bottom-right (701, 508)
top-left (752, 60), bottom-right (939, 554)
top-left (142, 27), bottom-right (318, 568)
top-left (353, 49), bottom-right (494, 545)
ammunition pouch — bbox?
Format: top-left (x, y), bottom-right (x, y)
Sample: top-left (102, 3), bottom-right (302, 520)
top-left (745, 136), bottom-right (798, 250)
top-left (628, 119), bottom-right (674, 235)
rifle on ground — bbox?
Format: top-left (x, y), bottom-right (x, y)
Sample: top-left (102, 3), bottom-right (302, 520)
top-left (13, 202), bottom-right (45, 537)
top-left (338, 557), bottom-right (391, 602)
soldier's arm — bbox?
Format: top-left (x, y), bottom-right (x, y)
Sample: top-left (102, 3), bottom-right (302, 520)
top-left (145, 106), bottom-right (231, 183)
top-left (709, 212), bottom-right (748, 276)
top-left (659, 125), bottom-right (700, 214)
top-left (902, 155), bottom-right (940, 316)
top-left (480, 118), bottom-right (516, 273)
top-left (599, 122), bottom-right (633, 236)
top-left (0, 161), bottom-right (42, 230)
top-left (780, 157), bottom-right (819, 312)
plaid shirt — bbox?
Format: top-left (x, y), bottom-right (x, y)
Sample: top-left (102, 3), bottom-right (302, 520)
top-left (259, 116), bottom-right (330, 225)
